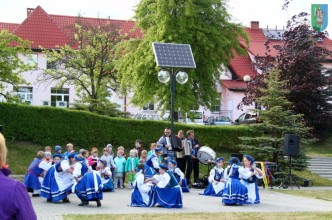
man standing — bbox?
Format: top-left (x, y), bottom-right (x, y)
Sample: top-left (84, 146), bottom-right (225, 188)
top-left (187, 130), bottom-right (200, 183)
top-left (157, 128), bottom-right (175, 164)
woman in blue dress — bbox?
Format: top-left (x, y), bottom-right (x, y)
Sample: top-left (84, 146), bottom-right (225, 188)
top-left (24, 151), bottom-right (45, 196)
top-left (240, 155), bottom-right (264, 204)
top-left (202, 157), bottom-right (226, 197)
top-left (222, 157), bottom-right (248, 205)
top-left (130, 163), bottom-right (152, 207)
top-left (40, 160), bottom-right (75, 203)
top-left (73, 154), bottom-right (103, 206)
top-left (145, 164), bottom-right (183, 208)
top-left (97, 159), bottom-right (114, 192)
top-left (168, 160), bottom-right (190, 192)
top-left (144, 145), bottom-right (163, 178)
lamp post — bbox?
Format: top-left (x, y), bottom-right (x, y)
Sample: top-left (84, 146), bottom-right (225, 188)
top-left (158, 69), bottom-right (188, 135)
top-left (243, 75), bottom-right (251, 84)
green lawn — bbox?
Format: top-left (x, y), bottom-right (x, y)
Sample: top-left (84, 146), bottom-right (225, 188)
top-left (274, 190), bottom-right (332, 202)
top-left (304, 136), bottom-right (332, 157)
top-left (64, 213), bottom-right (332, 220)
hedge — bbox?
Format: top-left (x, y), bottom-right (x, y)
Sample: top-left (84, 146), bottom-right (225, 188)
top-left (0, 103), bottom-right (252, 151)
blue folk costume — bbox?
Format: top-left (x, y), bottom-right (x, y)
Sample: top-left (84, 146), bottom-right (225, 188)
top-left (222, 157), bottom-right (248, 205)
top-left (169, 160), bottom-right (189, 193)
top-left (130, 169), bottom-right (152, 207)
top-left (148, 164), bottom-right (183, 208)
top-left (74, 156), bottom-right (103, 203)
top-left (202, 167), bottom-right (225, 197)
top-left (40, 160), bottom-right (75, 202)
top-left (24, 157), bottom-right (44, 194)
top-left (144, 146), bottom-right (162, 178)
top-left (240, 155), bottom-right (263, 204)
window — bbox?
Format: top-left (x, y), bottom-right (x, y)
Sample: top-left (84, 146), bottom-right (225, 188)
top-left (27, 54), bottom-right (38, 69)
top-left (143, 102), bottom-right (154, 111)
top-left (211, 97), bottom-right (221, 112)
top-left (13, 86), bottom-right (33, 104)
top-left (51, 88), bottom-right (69, 107)
top-left (47, 59), bottom-right (58, 69)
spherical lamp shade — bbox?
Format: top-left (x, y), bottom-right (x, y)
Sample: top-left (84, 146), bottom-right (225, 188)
top-left (243, 75), bottom-right (251, 82)
top-left (158, 70), bottom-right (170, 83)
top-left (176, 71), bottom-right (188, 84)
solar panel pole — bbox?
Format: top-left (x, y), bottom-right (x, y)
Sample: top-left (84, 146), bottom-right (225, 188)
top-left (170, 68), bottom-right (176, 135)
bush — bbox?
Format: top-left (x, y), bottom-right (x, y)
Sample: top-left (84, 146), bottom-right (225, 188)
top-left (0, 103), bottom-right (252, 151)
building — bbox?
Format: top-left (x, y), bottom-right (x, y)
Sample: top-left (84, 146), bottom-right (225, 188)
top-left (0, 7), bottom-right (331, 121)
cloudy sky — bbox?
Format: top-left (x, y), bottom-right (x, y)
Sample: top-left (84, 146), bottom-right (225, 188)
top-left (0, 0), bottom-right (331, 35)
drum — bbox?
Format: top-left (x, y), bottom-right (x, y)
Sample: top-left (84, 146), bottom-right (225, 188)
top-left (197, 146), bottom-right (216, 165)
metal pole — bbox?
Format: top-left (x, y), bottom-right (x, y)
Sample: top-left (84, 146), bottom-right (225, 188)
top-left (170, 68), bottom-right (175, 135)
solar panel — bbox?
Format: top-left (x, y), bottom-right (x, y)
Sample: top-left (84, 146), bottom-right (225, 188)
top-left (152, 42), bottom-right (196, 69)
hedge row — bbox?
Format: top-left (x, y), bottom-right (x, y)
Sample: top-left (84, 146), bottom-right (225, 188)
top-left (0, 103), bottom-right (252, 151)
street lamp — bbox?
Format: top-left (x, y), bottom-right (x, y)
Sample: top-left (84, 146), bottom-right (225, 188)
top-left (158, 69), bottom-right (188, 134)
top-left (243, 75), bottom-right (251, 83)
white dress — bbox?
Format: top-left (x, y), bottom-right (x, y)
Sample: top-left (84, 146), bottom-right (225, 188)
top-left (239, 167), bottom-right (263, 204)
top-left (208, 167), bottom-right (225, 194)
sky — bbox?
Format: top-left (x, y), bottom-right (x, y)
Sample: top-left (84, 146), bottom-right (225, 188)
top-left (0, 0), bottom-right (331, 35)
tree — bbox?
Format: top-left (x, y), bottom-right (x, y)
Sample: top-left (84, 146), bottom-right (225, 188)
top-left (41, 20), bottom-right (124, 114)
top-left (239, 69), bottom-right (311, 170)
top-left (0, 30), bottom-right (34, 101)
top-left (116, 0), bottom-right (248, 115)
top-left (241, 13), bottom-right (332, 140)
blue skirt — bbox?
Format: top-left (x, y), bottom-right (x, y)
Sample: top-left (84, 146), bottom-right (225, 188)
top-left (75, 172), bottom-right (103, 201)
top-left (176, 177), bottom-right (190, 193)
top-left (24, 173), bottom-right (41, 190)
top-left (144, 165), bottom-right (157, 179)
top-left (40, 167), bottom-right (73, 202)
top-left (222, 178), bottom-right (248, 205)
top-left (148, 186), bottom-right (183, 208)
top-left (102, 178), bottom-right (114, 192)
top-left (202, 183), bottom-right (223, 197)
top-left (130, 185), bottom-right (150, 207)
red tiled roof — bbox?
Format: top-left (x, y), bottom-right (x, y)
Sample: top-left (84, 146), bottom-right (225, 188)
top-left (221, 80), bottom-right (247, 90)
top-left (0, 6), bottom-right (142, 49)
top-left (0, 22), bottom-right (19, 33)
top-left (12, 6), bottom-right (71, 49)
top-left (229, 52), bottom-right (257, 80)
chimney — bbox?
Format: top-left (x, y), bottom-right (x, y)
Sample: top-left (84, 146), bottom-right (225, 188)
top-left (27, 8), bottom-right (34, 16)
top-left (250, 21), bottom-right (259, 29)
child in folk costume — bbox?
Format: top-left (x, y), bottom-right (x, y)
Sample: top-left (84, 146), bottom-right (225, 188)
top-left (125, 149), bottom-right (140, 188)
top-left (168, 160), bottom-right (190, 192)
top-left (73, 154), bottom-right (103, 206)
top-left (114, 149), bottom-right (126, 189)
top-left (97, 159), bottom-right (114, 192)
top-left (130, 163), bottom-right (152, 207)
top-left (202, 157), bottom-right (226, 197)
top-left (24, 151), bottom-right (45, 197)
top-left (88, 147), bottom-right (99, 170)
top-left (144, 145), bottom-right (163, 178)
top-left (144, 164), bottom-right (183, 208)
top-left (222, 157), bottom-right (248, 205)
top-left (52, 154), bottom-right (62, 165)
top-left (40, 160), bottom-right (74, 203)
top-left (240, 155), bottom-right (264, 204)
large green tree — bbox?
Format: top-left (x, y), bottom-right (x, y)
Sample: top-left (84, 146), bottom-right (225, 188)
top-left (0, 30), bottom-right (34, 101)
top-left (116, 0), bottom-right (248, 115)
top-left (239, 69), bottom-right (311, 170)
top-left (41, 21), bottom-right (124, 114)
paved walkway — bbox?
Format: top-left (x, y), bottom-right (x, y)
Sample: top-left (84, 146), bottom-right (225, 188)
top-left (31, 187), bottom-right (332, 220)
top-left (308, 156), bottom-right (332, 180)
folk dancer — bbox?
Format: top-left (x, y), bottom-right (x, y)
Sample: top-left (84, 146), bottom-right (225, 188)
top-left (202, 157), bottom-right (226, 197)
top-left (222, 157), bottom-right (248, 205)
top-left (240, 155), bottom-right (264, 204)
top-left (144, 145), bottom-right (163, 178)
top-left (168, 160), bottom-right (190, 192)
top-left (130, 164), bottom-right (152, 207)
top-left (24, 151), bottom-right (46, 197)
top-left (97, 159), bottom-right (114, 192)
top-left (40, 160), bottom-right (74, 203)
top-left (145, 164), bottom-right (183, 208)
top-left (73, 154), bottom-right (103, 206)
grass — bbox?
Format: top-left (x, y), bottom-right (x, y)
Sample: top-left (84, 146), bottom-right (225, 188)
top-left (274, 190), bottom-right (332, 202)
top-left (64, 213), bottom-right (332, 220)
top-left (303, 136), bottom-right (332, 157)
